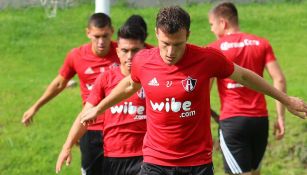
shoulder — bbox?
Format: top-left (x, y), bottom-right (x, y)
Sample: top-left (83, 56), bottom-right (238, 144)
top-left (110, 41), bottom-right (118, 50)
top-left (67, 43), bottom-right (90, 57)
top-left (244, 33), bottom-right (271, 46)
top-left (145, 43), bottom-right (154, 49)
top-left (134, 47), bottom-right (158, 62)
top-left (188, 43), bottom-right (224, 58)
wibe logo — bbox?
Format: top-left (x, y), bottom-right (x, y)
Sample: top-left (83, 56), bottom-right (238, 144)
top-left (148, 77), bottom-right (159, 86)
top-left (111, 102), bottom-right (145, 115)
top-left (150, 97), bottom-right (196, 118)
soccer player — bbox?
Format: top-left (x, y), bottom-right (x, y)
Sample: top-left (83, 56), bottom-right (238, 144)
top-left (56, 18), bottom-right (150, 175)
top-left (207, 2), bottom-right (286, 175)
top-left (79, 6), bottom-right (307, 175)
top-left (22, 13), bottom-right (119, 175)
top-left (124, 14), bottom-right (154, 49)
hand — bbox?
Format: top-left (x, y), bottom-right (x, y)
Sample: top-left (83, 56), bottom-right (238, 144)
top-left (55, 147), bottom-right (72, 174)
top-left (286, 96), bottom-right (307, 119)
top-left (21, 106), bottom-right (38, 126)
top-left (80, 106), bottom-right (99, 126)
top-left (273, 117), bottom-right (285, 140)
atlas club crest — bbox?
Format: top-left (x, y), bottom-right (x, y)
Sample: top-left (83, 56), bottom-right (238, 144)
top-left (181, 76), bottom-right (197, 92)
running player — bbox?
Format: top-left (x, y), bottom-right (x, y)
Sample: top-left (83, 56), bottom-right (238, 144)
top-left (22, 13), bottom-right (119, 175)
top-left (207, 2), bottom-right (286, 175)
top-left (56, 18), bottom-right (150, 175)
top-left (79, 6), bottom-right (307, 175)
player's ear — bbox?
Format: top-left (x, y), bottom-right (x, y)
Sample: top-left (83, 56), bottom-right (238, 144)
top-left (186, 30), bottom-right (191, 40)
top-left (86, 27), bottom-right (90, 38)
top-left (110, 26), bottom-right (114, 35)
top-left (155, 27), bottom-right (158, 38)
top-left (220, 18), bottom-right (227, 30)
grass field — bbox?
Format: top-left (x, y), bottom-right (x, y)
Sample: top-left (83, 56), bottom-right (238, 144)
top-left (1, 2), bottom-right (307, 175)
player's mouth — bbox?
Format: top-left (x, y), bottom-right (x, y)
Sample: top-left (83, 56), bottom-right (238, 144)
top-left (166, 56), bottom-right (176, 62)
top-left (125, 61), bottom-right (132, 67)
top-left (97, 46), bottom-right (105, 51)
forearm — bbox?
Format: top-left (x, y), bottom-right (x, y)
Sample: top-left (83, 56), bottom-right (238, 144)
top-left (96, 76), bottom-right (140, 114)
top-left (62, 115), bottom-right (87, 149)
top-left (273, 78), bottom-right (286, 119)
top-left (230, 65), bottom-right (290, 106)
top-left (33, 76), bottom-right (68, 110)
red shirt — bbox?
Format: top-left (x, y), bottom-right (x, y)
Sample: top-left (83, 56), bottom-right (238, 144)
top-left (131, 44), bottom-right (234, 166)
top-left (87, 67), bottom-right (146, 157)
top-left (208, 33), bottom-right (276, 120)
top-left (59, 42), bottom-right (120, 130)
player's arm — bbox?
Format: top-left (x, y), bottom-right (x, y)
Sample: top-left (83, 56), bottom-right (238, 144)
top-left (22, 75), bottom-right (69, 126)
top-left (266, 61), bottom-right (287, 139)
top-left (229, 64), bottom-right (307, 119)
top-left (209, 78), bottom-right (220, 123)
top-left (80, 75), bottom-right (141, 124)
top-left (55, 102), bottom-right (92, 173)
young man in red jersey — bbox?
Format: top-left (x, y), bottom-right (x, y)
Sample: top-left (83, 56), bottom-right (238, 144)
top-left (22, 13), bottom-right (119, 175)
top-left (207, 2), bottom-right (286, 175)
top-left (79, 6), bottom-right (307, 175)
top-left (56, 19), bottom-right (150, 175)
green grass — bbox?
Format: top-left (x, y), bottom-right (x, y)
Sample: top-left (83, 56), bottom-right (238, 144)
top-left (1, 2), bottom-right (307, 175)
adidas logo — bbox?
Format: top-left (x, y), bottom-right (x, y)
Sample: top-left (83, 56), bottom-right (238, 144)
top-left (84, 67), bottom-right (94, 74)
top-left (148, 77), bottom-right (159, 86)
top-left (86, 84), bottom-right (94, 90)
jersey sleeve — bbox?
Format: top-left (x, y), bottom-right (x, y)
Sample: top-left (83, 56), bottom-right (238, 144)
top-left (131, 51), bottom-right (144, 83)
top-left (263, 40), bottom-right (276, 64)
top-left (87, 73), bottom-right (106, 106)
top-left (208, 47), bottom-right (234, 79)
top-left (59, 50), bottom-right (76, 80)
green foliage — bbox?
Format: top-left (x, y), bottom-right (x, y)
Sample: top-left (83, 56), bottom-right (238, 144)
top-left (0, 2), bottom-right (306, 174)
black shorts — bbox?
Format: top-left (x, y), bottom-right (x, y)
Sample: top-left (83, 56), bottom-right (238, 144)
top-left (140, 162), bottom-right (214, 175)
top-left (219, 116), bottom-right (268, 174)
top-left (79, 130), bottom-right (104, 175)
top-left (103, 156), bottom-right (143, 175)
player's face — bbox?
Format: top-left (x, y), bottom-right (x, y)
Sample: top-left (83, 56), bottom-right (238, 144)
top-left (208, 13), bottom-right (225, 39)
top-left (156, 28), bottom-right (189, 65)
top-left (116, 38), bottom-right (144, 74)
top-left (87, 26), bottom-right (114, 57)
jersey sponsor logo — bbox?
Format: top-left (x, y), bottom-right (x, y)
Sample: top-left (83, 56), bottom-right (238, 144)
top-left (150, 97), bottom-right (196, 118)
top-left (86, 83), bottom-right (94, 90)
top-left (220, 39), bottom-right (260, 51)
top-left (134, 115), bottom-right (146, 120)
top-left (84, 67), bottom-right (94, 74)
top-left (182, 76), bottom-right (197, 92)
top-left (148, 77), bottom-right (159, 86)
top-left (137, 87), bottom-right (146, 99)
top-left (227, 82), bottom-right (244, 89)
top-left (111, 102), bottom-right (145, 116)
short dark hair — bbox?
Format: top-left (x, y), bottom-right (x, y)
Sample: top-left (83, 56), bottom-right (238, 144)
top-left (125, 15), bottom-right (148, 39)
top-left (117, 24), bottom-right (146, 43)
top-left (156, 6), bottom-right (190, 34)
top-left (210, 1), bottom-right (239, 26)
top-left (88, 13), bottom-right (112, 28)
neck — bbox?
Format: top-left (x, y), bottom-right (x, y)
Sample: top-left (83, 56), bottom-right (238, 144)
top-left (120, 65), bottom-right (130, 76)
top-left (225, 26), bottom-right (240, 35)
top-left (92, 45), bottom-right (110, 57)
